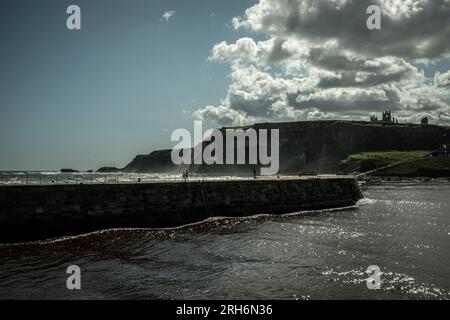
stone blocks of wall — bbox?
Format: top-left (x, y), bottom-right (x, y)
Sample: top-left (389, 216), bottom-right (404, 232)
top-left (0, 177), bottom-right (363, 242)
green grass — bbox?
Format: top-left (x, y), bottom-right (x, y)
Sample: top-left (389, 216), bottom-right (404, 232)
top-left (346, 151), bottom-right (431, 162)
top-left (378, 157), bottom-right (450, 176)
top-left (340, 151), bottom-right (450, 177)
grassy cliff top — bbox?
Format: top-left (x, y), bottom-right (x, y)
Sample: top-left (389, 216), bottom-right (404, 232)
top-left (224, 120), bottom-right (449, 131)
top-left (340, 151), bottom-right (450, 177)
top-left (345, 151), bottom-right (431, 162)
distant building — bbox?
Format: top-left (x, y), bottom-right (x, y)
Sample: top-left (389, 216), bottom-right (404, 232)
top-left (421, 117), bottom-right (429, 125)
top-left (369, 110), bottom-right (398, 124)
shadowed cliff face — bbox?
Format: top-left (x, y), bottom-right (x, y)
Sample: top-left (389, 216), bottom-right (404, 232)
top-left (123, 121), bottom-right (450, 174)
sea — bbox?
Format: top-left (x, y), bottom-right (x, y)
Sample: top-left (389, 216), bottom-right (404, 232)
top-left (0, 173), bottom-right (449, 300)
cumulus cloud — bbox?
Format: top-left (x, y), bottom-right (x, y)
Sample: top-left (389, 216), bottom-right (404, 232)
top-left (232, 0), bottom-right (450, 59)
top-left (435, 71), bottom-right (450, 88)
top-left (210, 37), bottom-right (308, 68)
top-left (162, 10), bottom-right (175, 21)
top-left (193, 105), bottom-right (253, 126)
top-left (194, 0), bottom-right (450, 125)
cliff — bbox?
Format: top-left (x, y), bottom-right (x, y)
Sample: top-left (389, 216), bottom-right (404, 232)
top-left (123, 120), bottom-right (450, 174)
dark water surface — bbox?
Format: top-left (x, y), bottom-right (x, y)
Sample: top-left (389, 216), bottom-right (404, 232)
top-left (1, 183), bottom-right (449, 300)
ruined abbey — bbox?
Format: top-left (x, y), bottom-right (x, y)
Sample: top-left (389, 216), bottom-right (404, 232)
top-left (370, 110), bottom-right (399, 124)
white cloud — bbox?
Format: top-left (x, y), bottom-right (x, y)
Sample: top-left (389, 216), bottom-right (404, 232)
top-left (232, 0), bottom-right (450, 59)
top-left (194, 0), bottom-right (450, 126)
top-left (193, 105), bottom-right (253, 126)
top-left (162, 10), bottom-right (175, 22)
top-left (434, 71), bottom-right (450, 88)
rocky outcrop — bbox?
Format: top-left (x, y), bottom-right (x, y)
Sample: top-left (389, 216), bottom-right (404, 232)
top-left (96, 167), bottom-right (122, 173)
top-left (61, 168), bottom-right (79, 173)
top-left (123, 120), bottom-right (450, 174)
top-left (123, 150), bottom-right (187, 173)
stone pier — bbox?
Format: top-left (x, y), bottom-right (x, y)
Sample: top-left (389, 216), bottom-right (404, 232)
top-left (0, 176), bottom-right (363, 243)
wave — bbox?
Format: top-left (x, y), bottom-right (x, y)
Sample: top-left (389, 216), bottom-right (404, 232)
top-left (357, 198), bottom-right (378, 206)
top-left (0, 204), bottom-right (359, 248)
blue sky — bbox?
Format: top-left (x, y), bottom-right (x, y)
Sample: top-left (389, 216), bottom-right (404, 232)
top-left (0, 0), bottom-right (256, 170)
top-left (1, 0), bottom-right (449, 171)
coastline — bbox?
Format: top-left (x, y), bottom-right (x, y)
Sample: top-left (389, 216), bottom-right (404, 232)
top-left (358, 176), bottom-right (450, 185)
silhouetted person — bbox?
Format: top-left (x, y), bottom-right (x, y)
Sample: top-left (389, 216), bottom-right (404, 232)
top-left (253, 166), bottom-right (257, 179)
top-left (185, 170), bottom-right (189, 181)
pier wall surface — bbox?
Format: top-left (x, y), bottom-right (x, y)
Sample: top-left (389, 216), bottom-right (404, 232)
top-left (0, 177), bottom-right (363, 242)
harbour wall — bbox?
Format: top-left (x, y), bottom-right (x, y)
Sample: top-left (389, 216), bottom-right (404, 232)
top-left (0, 177), bottom-right (363, 243)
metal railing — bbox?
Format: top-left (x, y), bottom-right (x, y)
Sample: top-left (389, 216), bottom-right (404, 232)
top-left (0, 172), bottom-right (344, 186)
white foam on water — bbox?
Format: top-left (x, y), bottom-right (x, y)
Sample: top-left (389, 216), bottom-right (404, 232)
top-left (357, 198), bottom-right (378, 206)
top-left (0, 203), bottom-right (359, 247)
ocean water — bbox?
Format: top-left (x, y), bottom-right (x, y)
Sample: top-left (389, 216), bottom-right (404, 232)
top-left (0, 182), bottom-right (449, 300)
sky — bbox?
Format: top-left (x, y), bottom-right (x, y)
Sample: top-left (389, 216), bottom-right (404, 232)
top-left (0, 0), bottom-right (449, 171)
